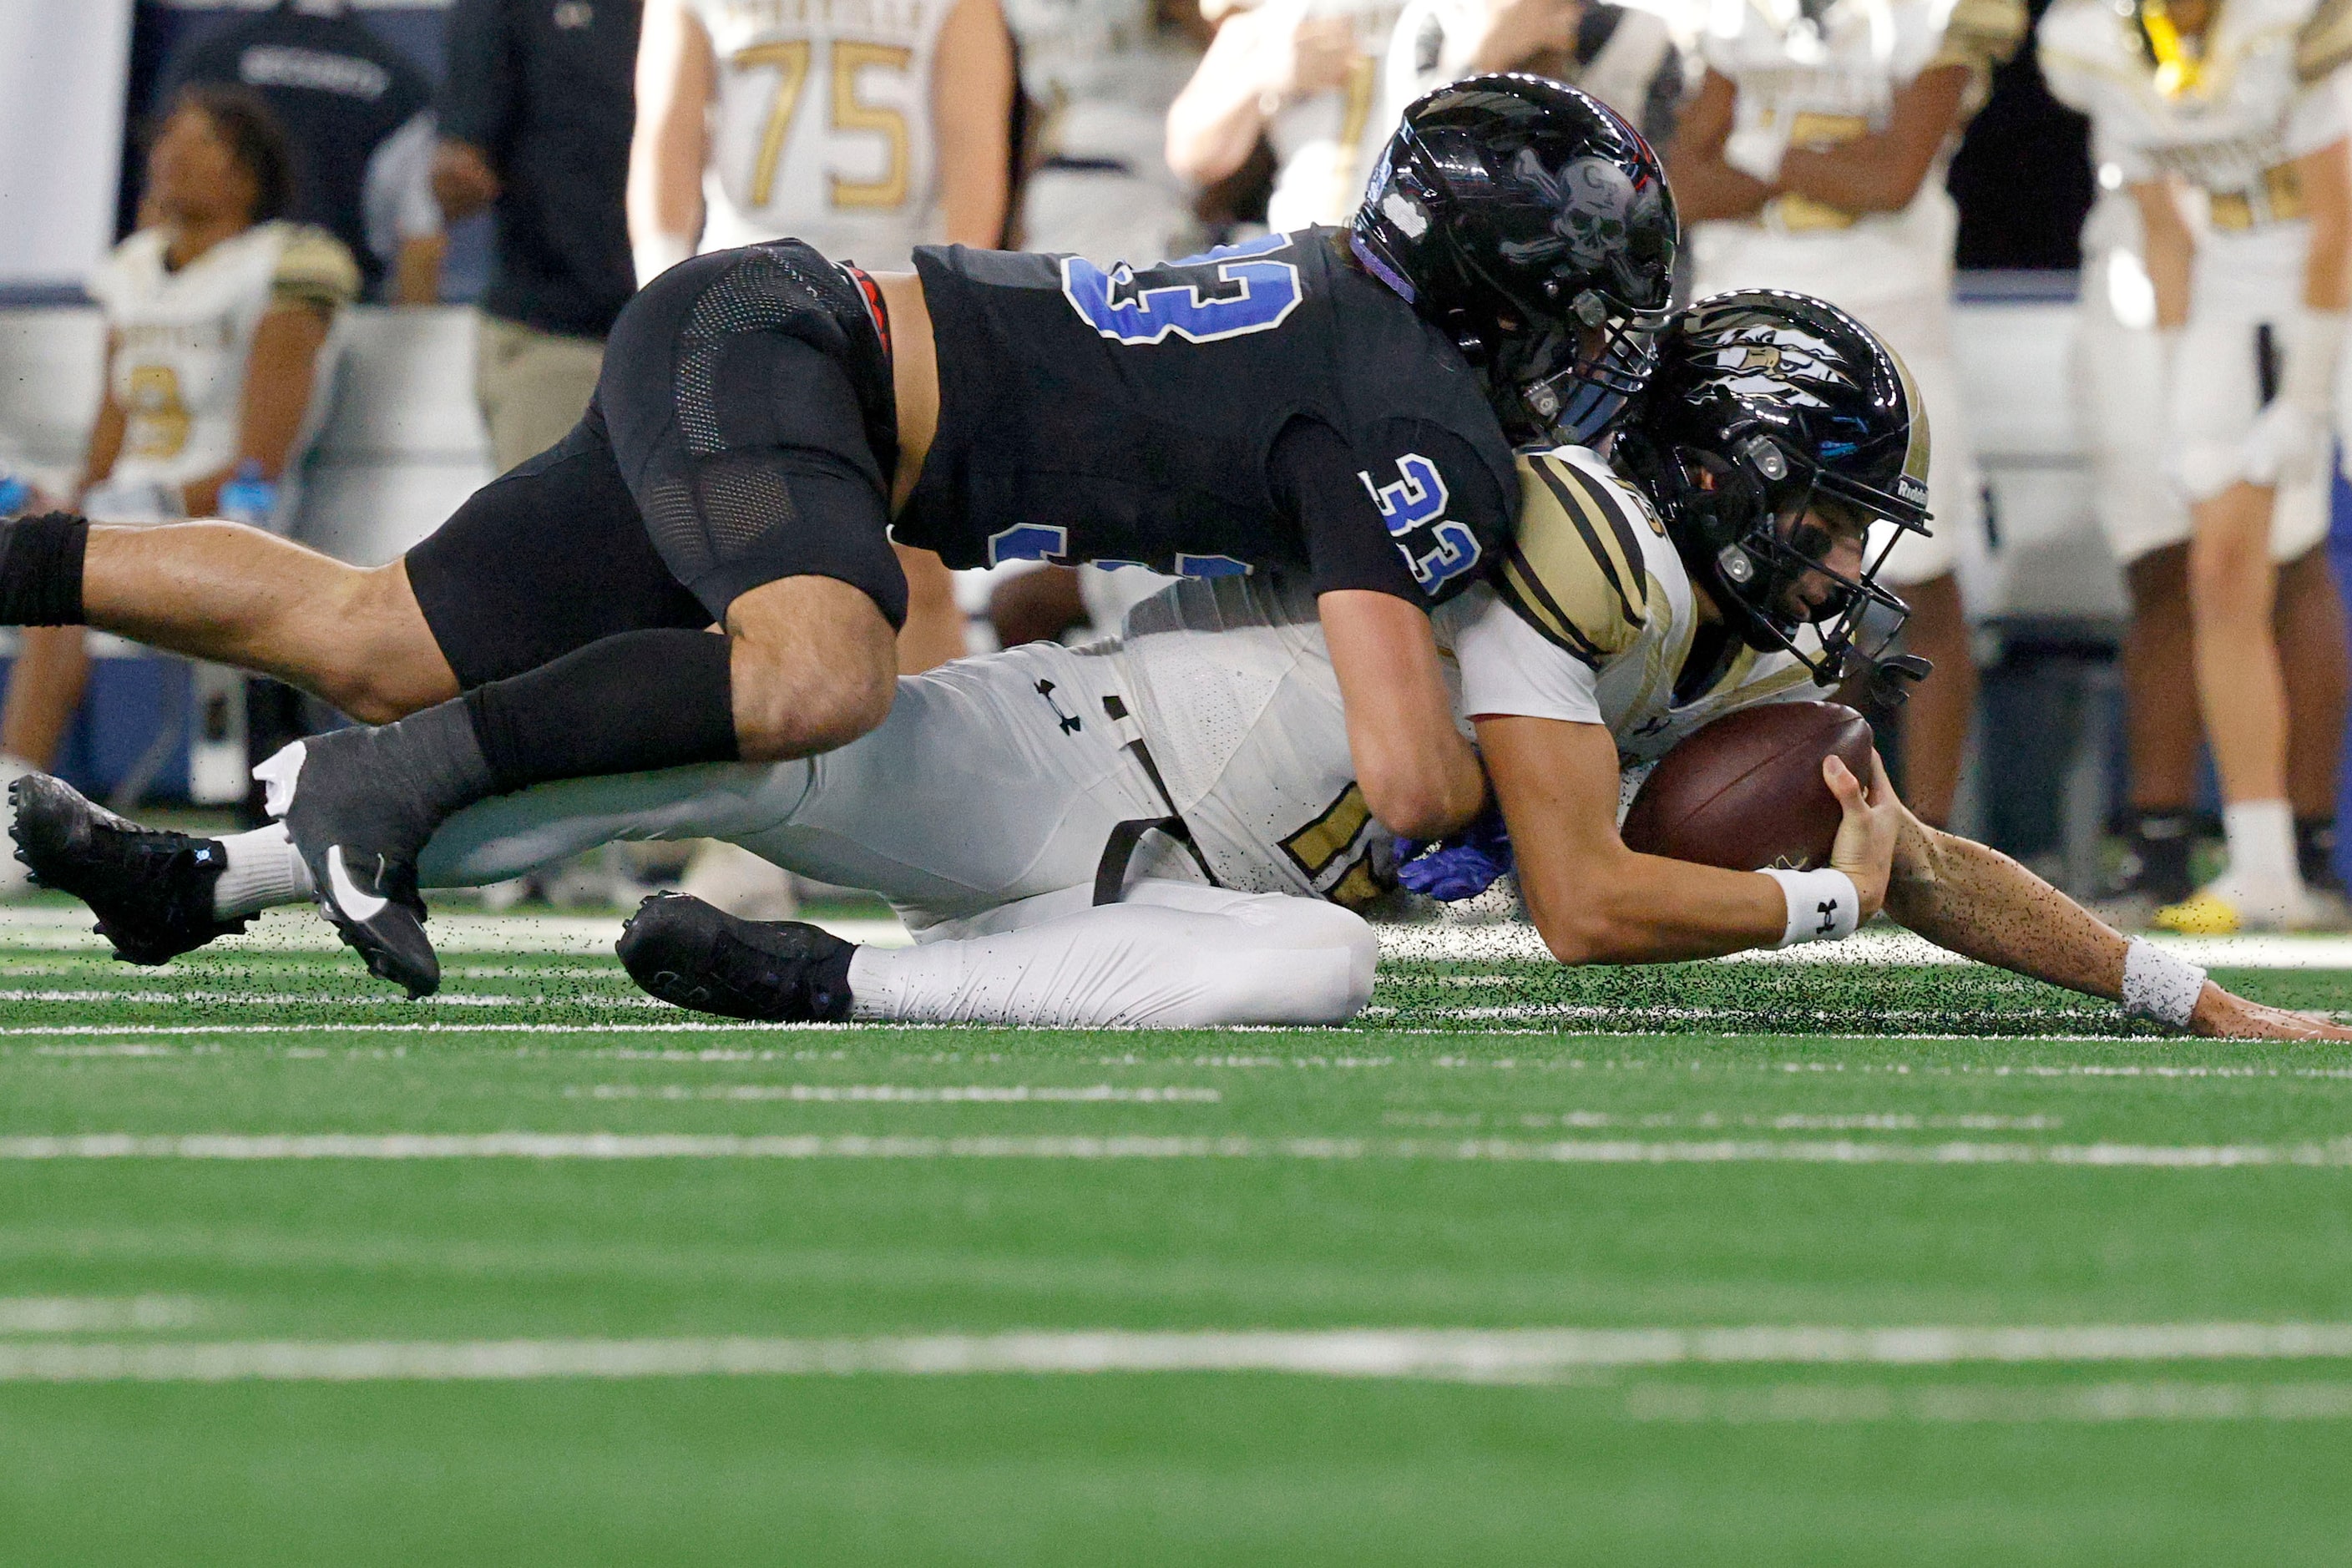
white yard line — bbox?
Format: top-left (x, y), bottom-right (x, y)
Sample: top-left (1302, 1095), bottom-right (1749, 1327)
top-left (0, 989), bottom-right (667, 1009)
top-left (3, 1132), bottom-right (2350, 1166)
top-left (3, 1322), bottom-right (2352, 1385)
top-left (566, 1084), bottom-right (1221, 1103)
top-left (1621, 1378), bottom-right (2352, 1424)
top-left (0, 1297), bottom-right (200, 1333)
top-left (0, 907), bottom-right (912, 953)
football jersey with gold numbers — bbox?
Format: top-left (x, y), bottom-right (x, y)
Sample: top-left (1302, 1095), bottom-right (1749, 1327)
top-left (689, 0), bottom-right (959, 266)
top-left (85, 220), bottom-right (358, 494)
top-left (1693, 0), bottom-right (2026, 301)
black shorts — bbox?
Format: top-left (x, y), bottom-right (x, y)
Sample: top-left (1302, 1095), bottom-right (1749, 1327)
top-left (407, 241), bottom-right (906, 690)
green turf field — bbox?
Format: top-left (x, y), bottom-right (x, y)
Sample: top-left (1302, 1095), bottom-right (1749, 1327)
top-left (3, 928), bottom-right (2351, 1565)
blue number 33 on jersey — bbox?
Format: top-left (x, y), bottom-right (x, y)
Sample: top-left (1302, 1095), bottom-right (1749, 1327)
top-left (1362, 453), bottom-right (1482, 594)
top-left (1061, 233), bottom-right (1304, 346)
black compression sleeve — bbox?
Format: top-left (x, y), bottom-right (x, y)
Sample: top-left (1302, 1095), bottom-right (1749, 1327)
top-left (0, 513), bottom-right (89, 625)
top-left (462, 628), bottom-right (739, 795)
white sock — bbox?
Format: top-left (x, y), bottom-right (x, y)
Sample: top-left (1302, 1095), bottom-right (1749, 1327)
top-left (2221, 799), bottom-right (2301, 900)
top-left (210, 822), bottom-right (314, 918)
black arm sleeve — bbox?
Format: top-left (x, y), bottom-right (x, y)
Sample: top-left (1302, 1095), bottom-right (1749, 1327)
top-left (1268, 416), bottom-right (1511, 604)
top-left (436, 0), bottom-right (513, 156)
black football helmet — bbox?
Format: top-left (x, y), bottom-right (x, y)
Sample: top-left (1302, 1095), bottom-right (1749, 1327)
top-left (1612, 290), bottom-right (1933, 683)
top-left (1353, 73), bottom-right (1678, 450)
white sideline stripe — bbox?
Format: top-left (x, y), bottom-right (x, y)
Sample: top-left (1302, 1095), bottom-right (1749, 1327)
top-left (0, 1296), bottom-right (199, 1333)
top-left (5, 1323), bottom-right (2352, 1385)
top-left (0, 908), bottom-right (913, 953)
top-left (0, 989), bottom-right (667, 1009)
top-left (3, 1132), bottom-right (2352, 1166)
top-left (1622, 1378), bottom-right (2352, 1424)
top-left (566, 1084), bottom-right (1221, 1103)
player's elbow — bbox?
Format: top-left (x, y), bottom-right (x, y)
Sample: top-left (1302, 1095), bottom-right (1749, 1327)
top-left (1523, 869), bottom-right (1653, 965)
top-left (1363, 776), bottom-right (1473, 842)
top-left (1530, 905), bottom-right (1648, 966)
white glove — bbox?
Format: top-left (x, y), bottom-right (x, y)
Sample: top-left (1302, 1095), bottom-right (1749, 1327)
top-left (2242, 308), bottom-right (2347, 488)
top-left (2242, 397), bottom-right (2327, 487)
top-left (1722, 116), bottom-right (1788, 185)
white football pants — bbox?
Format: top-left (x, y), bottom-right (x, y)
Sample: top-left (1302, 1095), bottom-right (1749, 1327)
top-left (421, 640), bottom-right (1378, 1027)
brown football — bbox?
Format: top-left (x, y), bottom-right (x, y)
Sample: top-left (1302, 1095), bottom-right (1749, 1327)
top-left (1620, 701), bottom-right (1877, 872)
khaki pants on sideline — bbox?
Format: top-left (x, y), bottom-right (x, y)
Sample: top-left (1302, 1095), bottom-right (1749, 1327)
top-left (474, 313), bottom-right (605, 475)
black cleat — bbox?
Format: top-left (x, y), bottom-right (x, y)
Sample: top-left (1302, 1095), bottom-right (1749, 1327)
top-left (255, 738), bottom-right (440, 999)
top-left (8, 773), bottom-right (249, 964)
top-left (618, 892), bottom-right (856, 1022)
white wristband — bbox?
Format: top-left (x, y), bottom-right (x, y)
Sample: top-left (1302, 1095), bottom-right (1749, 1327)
top-left (2281, 307), bottom-right (2347, 412)
top-left (2122, 937), bottom-right (2208, 1028)
top-left (1761, 867), bottom-right (1860, 948)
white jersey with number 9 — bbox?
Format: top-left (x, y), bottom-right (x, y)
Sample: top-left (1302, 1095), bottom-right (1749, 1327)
top-left (690, 0), bottom-right (959, 267)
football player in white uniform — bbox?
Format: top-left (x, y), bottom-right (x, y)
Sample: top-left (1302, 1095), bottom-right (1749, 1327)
top-left (2055, 123), bottom-right (2349, 924)
top-left (1369, 0), bottom-right (1687, 151)
top-left (21, 292), bottom-right (2334, 1041)
top-left (1165, 0), bottom-right (1408, 231)
top-left (626, 0), bottom-right (1019, 676)
top-left (2041, 0), bottom-right (2352, 931)
top-left (0, 87), bottom-right (357, 892)
top-left (1667, 0), bottom-right (2028, 832)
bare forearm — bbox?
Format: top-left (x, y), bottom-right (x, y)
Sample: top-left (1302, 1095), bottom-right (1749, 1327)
top-left (2300, 141), bottom-right (2351, 311)
top-left (933, 0), bottom-right (1014, 247)
top-left (1166, 25), bottom-right (1271, 185)
top-left (627, 0), bottom-right (711, 272)
top-left (2133, 180), bottom-right (2194, 329)
top-left (1528, 855), bottom-right (1788, 964)
top-left (1667, 156), bottom-right (1775, 222)
top-left (1883, 823), bottom-right (2127, 1001)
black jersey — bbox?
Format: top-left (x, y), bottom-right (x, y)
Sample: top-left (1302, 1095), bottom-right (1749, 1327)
top-left (897, 229), bottom-right (1519, 604)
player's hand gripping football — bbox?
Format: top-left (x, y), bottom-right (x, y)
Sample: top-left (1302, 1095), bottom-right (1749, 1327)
top-left (1823, 749), bottom-right (1900, 922)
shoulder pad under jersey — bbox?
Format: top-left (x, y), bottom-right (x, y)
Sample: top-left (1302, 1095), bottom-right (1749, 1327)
top-left (1493, 448), bottom-right (1663, 669)
top-left (270, 224), bottom-right (362, 311)
top-left (2299, 0), bottom-right (2352, 82)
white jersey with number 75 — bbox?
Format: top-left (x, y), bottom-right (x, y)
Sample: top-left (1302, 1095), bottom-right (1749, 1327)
top-left (689, 0), bottom-right (957, 267)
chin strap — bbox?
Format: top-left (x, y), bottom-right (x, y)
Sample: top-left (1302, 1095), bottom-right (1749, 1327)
top-left (1865, 652), bottom-right (1934, 706)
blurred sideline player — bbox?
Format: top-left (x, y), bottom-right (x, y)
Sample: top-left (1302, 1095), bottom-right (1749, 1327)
top-left (2061, 154), bottom-right (2349, 925)
top-left (626, 0), bottom-right (1019, 677)
top-left (0, 89), bottom-right (357, 897)
top-left (158, 0), bottom-right (445, 306)
top-left (0, 80), bottom-right (1677, 997)
top-left (1371, 0), bottom-right (1685, 149)
top-left (2041, 0), bottom-right (2352, 932)
top-left (1667, 0), bottom-right (2027, 828)
top-left (21, 291), bottom-right (2337, 1042)
top-left (1165, 0), bottom-right (1404, 230)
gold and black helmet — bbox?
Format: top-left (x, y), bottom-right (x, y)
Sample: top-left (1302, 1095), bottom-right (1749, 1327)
top-left (1614, 289), bottom-right (1933, 682)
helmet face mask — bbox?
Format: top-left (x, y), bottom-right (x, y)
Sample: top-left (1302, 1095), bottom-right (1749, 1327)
top-left (1354, 75), bottom-right (1679, 449)
top-left (1621, 290), bottom-right (1934, 684)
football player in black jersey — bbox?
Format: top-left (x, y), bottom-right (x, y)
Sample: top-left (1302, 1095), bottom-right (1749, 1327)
top-left (0, 75), bottom-right (1677, 996)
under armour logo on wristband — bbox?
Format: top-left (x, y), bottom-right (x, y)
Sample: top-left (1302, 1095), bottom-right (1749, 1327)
top-left (1816, 898), bottom-right (1839, 936)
